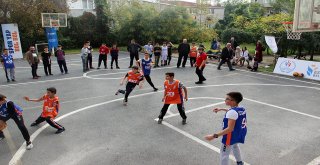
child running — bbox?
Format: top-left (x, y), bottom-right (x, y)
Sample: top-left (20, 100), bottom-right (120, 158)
top-left (115, 66), bottom-right (144, 106)
top-left (24, 87), bottom-right (65, 134)
top-left (158, 72), bottom-right (188, 125)
top-left (205, 92), bottom-right (247, 165)
top-left (137, 52), bottom-right (158, 91)
top-left (0, 94), bottom-right (33, 149)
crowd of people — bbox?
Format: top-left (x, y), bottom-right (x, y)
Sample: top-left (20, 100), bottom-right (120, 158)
top-left (0, 38), bottom-right (253, 165)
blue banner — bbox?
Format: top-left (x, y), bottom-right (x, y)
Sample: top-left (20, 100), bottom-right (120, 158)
top-left (45, 27), bottom-right (58, 50)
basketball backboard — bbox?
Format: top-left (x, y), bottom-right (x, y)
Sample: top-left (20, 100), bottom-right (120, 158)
top-left (41, 13), bottom-right (67, 27)
top-left (293, 0), bottom-right (320, 32)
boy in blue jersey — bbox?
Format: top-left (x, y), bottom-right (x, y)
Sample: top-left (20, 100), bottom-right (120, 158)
top-left (1, 49), bottom-right (15, 82)
top-left (137, 52), bottom-right (158, 91)
top-left (205, 92), bottom-right (247, 165)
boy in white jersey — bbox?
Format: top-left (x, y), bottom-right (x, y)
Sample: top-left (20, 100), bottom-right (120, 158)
top-left (205, 92), bottom-right (247, 165)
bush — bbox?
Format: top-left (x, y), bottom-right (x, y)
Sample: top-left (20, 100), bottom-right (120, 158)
top-left (221, 28), bottom-right (254, 44)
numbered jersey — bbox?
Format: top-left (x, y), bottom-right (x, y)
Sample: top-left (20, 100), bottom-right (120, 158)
top-left (0, 101), bottom-right (23, 118)
top-left (127, 71), bottom-right (143, 84)
top-left (164, 80), bottom-right (183, 104)
top-left (141, 58), bottom-right (152, 76)
top-left (1, 54), bottom-right (14, 68)
top-left (222, 107), bottom-right (247, 145)
top-left (190, 46), bottom-right (198, 57)
top-left (41, 95), bottom-right (59, 118)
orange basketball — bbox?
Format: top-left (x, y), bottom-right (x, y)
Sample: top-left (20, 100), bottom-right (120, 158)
top-left (293, 72), bottom-right (299, 77)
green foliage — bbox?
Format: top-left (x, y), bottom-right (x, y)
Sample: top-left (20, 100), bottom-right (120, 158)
top-left (221, 28), bottom-right (254, 44)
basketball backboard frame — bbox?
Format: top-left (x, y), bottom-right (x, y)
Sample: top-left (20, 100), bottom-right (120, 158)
top-left (41, 13), bottom-right (67, 28)
top-left (293, 0), bottom-right (320, 32)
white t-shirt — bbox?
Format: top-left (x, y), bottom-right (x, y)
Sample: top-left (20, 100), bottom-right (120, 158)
top-left (241, 50), bottom-right (249, 60)
top-left (161, 46), bottom-right (168, 56)
top-left (226, 110), bottom-right (239, 120)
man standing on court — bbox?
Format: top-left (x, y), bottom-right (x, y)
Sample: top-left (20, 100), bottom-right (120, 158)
top-left (25, 46), bottom-right (40, 79)
top-left (177, 39), bottom-right (190, 68)
top-left (195, 47), bottom-right (207, 84)
top-left (55, 45), bottom-right (68, 74)
top-left (217, 43), bottom-right (235, 71)
top-left (127, 39), bottom-right (142, 68)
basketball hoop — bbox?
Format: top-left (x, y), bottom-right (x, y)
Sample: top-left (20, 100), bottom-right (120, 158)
top-left (282, 22), bottom-right (302, 40)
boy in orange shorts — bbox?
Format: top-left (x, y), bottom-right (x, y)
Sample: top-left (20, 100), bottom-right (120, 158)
top-left (158, 72), bottom-right (188, 125)
top-left (24, 87), bottom-right (65, 134)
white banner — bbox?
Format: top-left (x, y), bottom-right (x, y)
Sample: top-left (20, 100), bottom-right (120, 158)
top-left (273, 58), bottom-right (320, 81)
top-left (1, 24), bottom-right (23, 59)
top-left (265, 36), bottom-right (278, 54)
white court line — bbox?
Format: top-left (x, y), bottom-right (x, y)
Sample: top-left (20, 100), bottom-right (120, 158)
top-left (161, 121), bottom-right (250, 165)
top-left (307, 157), bottom-right (320, 165)
top-left (8, 83), bottom-right (320, 165)
top-left (244, 98), bottom-right (320, 120)
top-left (206, 63), bottom-right (320, 86)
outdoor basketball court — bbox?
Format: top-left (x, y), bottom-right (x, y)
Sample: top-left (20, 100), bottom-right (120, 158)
top-left (0, 52), bottom-right (320, 165)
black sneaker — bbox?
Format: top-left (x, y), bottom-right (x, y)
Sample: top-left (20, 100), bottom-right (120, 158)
top-left (111, 67), bottom-right (113, 69)
top-left (55, 127), bottom-right (65, 134)
top-left (182, 119), bottom-right (187, 125)
top-left (195, 81), bottom-right (203, 84)
top-left (154, 88), bottom-right (158, 92)
top-left (237, 161), bottom-right (244, 165)
top-left (116, 67), bottom-right (120, 69)
top-left (12, 79), bottom-right (15, 81)
top-left (158, 118), bottom-right (163, 124)
top-left (97, 67), bottom-right (100, 70)
top-left (30, 122), bottom-right (38, 127)
top-left (230, 69), bottom-right (235, 71)
top-left (119, 90), bottom-right (126, 94)
top-left (7, 79), bottom-right (10, 82)
top-left (0, 133), bottom-right (5, 141)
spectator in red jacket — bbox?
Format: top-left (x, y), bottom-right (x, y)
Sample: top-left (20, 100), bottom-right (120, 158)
top-left (97, 43), bottom-right (109, 69)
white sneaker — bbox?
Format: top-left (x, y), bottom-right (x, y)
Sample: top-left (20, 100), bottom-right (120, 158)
top-left (26, 142), bottom-right (33, 150)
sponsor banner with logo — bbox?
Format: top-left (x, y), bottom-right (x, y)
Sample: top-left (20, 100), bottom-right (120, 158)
top-left (1, 24), bottom-right (23, 59)
top-left (274, 58), bottom-right (320, 81)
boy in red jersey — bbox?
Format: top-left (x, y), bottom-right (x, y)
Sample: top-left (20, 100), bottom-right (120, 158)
top-left (158, 72), bottom-right (188, 125)
top-left (24, 87), bottom-right (65, 134)
top-left (115, 66), bottom-right (144, 105)
top-left (97, 43), bottom-right (109, 69)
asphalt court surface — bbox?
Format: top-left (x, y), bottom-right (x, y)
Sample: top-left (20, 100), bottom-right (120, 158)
top-left (0, 52), bottom-right (320, 165)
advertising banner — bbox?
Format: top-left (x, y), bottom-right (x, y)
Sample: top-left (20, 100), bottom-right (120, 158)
top-left (45, 27), bottom-right (58, 50)
top-left (273, 58), bottom-right (320, 81)
top-left (1, 24), bottom-right (23, 59)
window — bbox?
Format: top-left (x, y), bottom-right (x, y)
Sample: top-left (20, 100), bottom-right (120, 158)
top-left (82, 0), bottom-right (88, 9)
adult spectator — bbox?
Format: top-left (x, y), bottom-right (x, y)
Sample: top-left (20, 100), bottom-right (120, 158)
top-left (177, 39), bottom-right (190, 68)
top-left (127, 39), bottom-right (142, 68)
top-left (217, 43), bottom-right (235, 71)
top-left (41, 46), bottom-right (53, 76)
top-left (81, 42), bottom-right (89, 72)
top-left (195, 47), bottom-right (207, 84)
top-left (255, 40), bottom-right (263, 63)
top-left (55, 45), bottom-right (68, 74)
top-left (87, 41), bottom-right (94, 69)
top-left (144, 41), bottom-right (154, 59)
top-left (25, 46), bottom-right (40, 79)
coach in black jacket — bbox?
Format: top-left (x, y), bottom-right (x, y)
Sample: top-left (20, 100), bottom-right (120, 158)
top-left (177, 39), bottom-right (190, 68)
top-left (217, 43), bottom-right (235, 71)
top-left (127, 39), bottom-right (142, 68)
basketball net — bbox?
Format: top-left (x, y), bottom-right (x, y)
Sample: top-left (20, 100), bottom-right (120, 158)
top-left (282, 22), bottom-right (302, 40)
